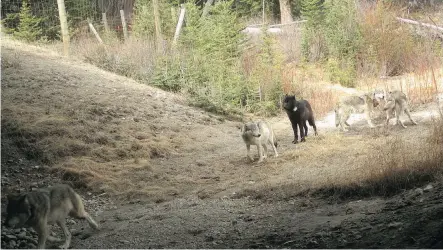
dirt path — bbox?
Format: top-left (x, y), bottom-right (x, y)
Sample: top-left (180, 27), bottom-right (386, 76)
top-left (1, 38), bottom-right (442, 249)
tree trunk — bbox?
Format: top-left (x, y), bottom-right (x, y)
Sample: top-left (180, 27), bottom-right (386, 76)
top-left (279, 0), bottom-right (293, 24)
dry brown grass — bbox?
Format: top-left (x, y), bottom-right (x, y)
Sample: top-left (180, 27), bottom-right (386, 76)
top-left (234, 118), bottom-right (443, 201)
top-left (1, 40), bottom-right (189, 200)
top-left (69, 33), bottom-right (157, 82)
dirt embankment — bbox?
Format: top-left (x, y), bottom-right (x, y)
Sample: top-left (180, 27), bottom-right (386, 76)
top-left (2, 38), bottom-right (443, 249)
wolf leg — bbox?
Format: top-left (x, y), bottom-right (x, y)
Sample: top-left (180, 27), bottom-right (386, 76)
top-left (385, 110), bottom-right (393, 126)
top-left (365, 110), bottom-right (375, 128)
top-left (269, 138), bottom-right (278, 157)
top-left (298, 122), bottom-right (306, 142)
top-left (291, 122), bottom-right (299, 144)
top-left (340, 111), bottom-right (351, 132)
top-left (262, 143), bottom-right (268, 159)
top-left (57, 220), bottom-right (72, 249)
top-left (34, 219), bottom-right (48, 249)
top-left (308, 118), bottom-right (318, 136)
top-left (246, 144), bottom-right (253, 161)
top-left (257, 144), bottom-right (264, 163)
top-left (303, 120), bottom-right (308, 137)
top-left (395, 106), bottom-right (407, 128)
top-left (405, 108), bottom-right (417, 125)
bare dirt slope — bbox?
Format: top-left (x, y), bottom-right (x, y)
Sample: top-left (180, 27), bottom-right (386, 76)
top-left (1, 38), bottom-right (442, 249)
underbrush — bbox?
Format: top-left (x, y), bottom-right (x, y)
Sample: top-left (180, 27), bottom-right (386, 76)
top-left (72, 35), bottom-right (156, 83)
top-left (319, 122), bottom-right (443, 199)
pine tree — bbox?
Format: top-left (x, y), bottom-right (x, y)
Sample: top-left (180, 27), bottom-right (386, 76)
top-left (301, 0), bottom-right (325, 28)
top-left (14, 0), bottom-right (43, 42)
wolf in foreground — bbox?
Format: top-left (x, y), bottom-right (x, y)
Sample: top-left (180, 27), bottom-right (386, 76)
top-left (4, 184), bottom-right (99, 249)
top-left (241, 120), bottom-right (278, 163)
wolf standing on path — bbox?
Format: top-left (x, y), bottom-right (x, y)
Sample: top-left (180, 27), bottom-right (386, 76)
top-left (383, 90), bottom-right (418, 128)
top-left (241, 120), bottom-right (278, 163)
top-left (334, 93), bottom-right (379, 131)
top-left (283, 95), bottom-right (318, 143)
top-left (4, 184), bottom-right (99, 249)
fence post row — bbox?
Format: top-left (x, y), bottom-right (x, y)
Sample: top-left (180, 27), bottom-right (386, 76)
top-left (102, 13), bottom-right (110, 33)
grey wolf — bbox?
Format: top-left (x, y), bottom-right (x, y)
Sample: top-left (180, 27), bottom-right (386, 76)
top-left (4, 184), bottom-right (99, 249)
top-left (334, 93), bottom-right (379, 131)
top-left (283, 95), bottom-right (318, 143)
top-left (241, 120), bottom-right (278, 163)
top-left (383, 90), bottom-right (417, 128)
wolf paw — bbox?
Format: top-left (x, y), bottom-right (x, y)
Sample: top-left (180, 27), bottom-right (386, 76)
top-left (292, 140), bottom-right (298, 144)
top-left (47, 236), bottom-right (62, 242)
top-left (59, 243), bottom-right (69, 249)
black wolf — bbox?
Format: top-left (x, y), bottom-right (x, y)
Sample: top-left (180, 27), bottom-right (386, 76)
top-left (283, 95), bottom-right (318, 143)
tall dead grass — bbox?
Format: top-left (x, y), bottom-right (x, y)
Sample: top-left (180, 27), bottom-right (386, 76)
top-left (234, 118), bottom-right (443, 201)
top-left (325, 122), bottom-right (443, 198)
top-left (70, 33), bottom-right (157, 82)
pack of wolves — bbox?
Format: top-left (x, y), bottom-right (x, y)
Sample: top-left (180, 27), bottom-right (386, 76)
top-left (334, 90), bottom-right (418, 131)
top-left (3, 89), bottom-right (421, 249)
top-left (241, 90), bottom-right (419, 162)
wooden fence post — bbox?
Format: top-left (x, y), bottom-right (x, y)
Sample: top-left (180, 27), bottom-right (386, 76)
top-left (172, 4), bottom-right (186, 46)
top-left (120, 10), bottom-right (129, 41)
top-left (88, 19), bottom-right (103, 44)
top-left (102, 13), bottom-right (110, 33)
top-left (153, 0), bottom-right (163, 51)
top-left (56, 0), bottom-right (70, 56)
top-left (202, 0), bottom-right (214, 17)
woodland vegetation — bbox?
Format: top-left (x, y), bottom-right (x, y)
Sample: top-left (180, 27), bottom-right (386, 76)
top-left (2, 0), bottom-right (442, 116)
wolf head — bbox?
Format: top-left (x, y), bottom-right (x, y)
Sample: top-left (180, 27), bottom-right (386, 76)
top-left (4, 194), bottom-right (32, 228)
top-left (372, 90), bottom-right (386, 108)
top-left (283, 95), bottom-right (298, 112)
top-left (242, 122), bottom-right (261, 137)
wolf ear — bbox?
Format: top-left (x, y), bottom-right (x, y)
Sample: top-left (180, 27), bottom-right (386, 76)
top-left (238, 124), bottom-right (246, 132)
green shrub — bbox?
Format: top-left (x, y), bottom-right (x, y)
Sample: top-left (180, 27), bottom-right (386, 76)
top-left (11, 0), bottom-right (44, 42)
top-left (326, 58), bottom-right (356, 87)
top-left (151, 1), bottom-right (248, 115)
top-left (132, 0), bottom-right (177, 40)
